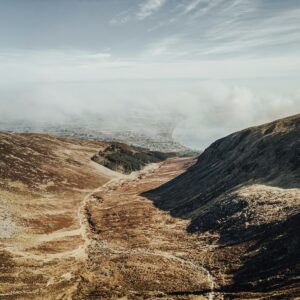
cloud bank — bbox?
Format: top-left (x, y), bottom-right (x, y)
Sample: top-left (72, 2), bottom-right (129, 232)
top-left (0, 79), bottom-right (299, 149)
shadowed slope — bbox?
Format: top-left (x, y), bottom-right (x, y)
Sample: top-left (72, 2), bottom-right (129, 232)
top-left (144, 114), bottom-right (299, 216)
top-left (143, 114), bottom-right (300, 297)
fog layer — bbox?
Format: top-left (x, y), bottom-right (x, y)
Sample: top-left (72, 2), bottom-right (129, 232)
top-left (0, 79), bottom-right (299, 149)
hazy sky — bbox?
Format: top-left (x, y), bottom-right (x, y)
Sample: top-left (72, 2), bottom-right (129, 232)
top-left (0, 0), bottom-right (299, 148)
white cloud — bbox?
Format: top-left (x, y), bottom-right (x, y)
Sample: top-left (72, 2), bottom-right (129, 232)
top-left (144, 36), bottom-right (187, 57)
top-left (182, 0), bottom-right (205, 14)
top-left (1, 49), bottom-right (300, 84)
top-left (109, 0), bottom-right (168, 25)
top-left (109, 9), bottom-right (132, 25)
top-left (191, 0), bottom-right (224, 17)
top-left (145, 1), bottom-right (299, 59)
top-left (172, 82), bottom-right (300, 148)
top-left (136, 0), bottom-right (168, 20)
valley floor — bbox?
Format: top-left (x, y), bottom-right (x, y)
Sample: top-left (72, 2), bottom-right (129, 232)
top-left (76, 157), bottom-right (221, 299)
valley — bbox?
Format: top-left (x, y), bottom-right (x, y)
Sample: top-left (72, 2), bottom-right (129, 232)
top-left (0, 114), bottom-right (299, 299)
top-left (0, 134), bottom-right (202, 299)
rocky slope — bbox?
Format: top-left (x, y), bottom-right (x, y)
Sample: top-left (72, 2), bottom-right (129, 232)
top-left (143, 114), bottom-right (300, 298)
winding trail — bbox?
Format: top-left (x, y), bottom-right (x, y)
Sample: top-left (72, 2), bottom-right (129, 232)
top-left (77, 179), bottom-right (123, 258)
top-left (77, 163), bottom-right (159, 259)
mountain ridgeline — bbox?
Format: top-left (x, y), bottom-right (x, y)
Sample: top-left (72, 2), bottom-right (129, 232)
top-left (143, 114), bottom-right (300, 297)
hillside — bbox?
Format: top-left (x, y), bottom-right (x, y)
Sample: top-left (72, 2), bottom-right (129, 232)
top-left (0, 133), bottom-right (121, 298)
top-left (143, 114), bottom-right (300, 298)
top-left (92, 142), bottom-right (175, 174)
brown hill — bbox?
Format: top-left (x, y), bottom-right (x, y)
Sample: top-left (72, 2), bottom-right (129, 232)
top-left (143, 114), bottom-right (300, 298)
top-left (0, 133), bottom-right (117, 298)
top-left (0, 133), bottom-right (111, 190)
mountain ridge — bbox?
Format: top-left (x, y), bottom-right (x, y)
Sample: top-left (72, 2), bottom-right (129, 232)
top-left (143, 113), bottom-right (300, 297)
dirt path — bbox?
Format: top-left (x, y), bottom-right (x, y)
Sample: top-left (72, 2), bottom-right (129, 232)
top-left (77, 163), bottom-right (160, 259)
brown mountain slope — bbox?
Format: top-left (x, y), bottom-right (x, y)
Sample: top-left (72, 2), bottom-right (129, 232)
top-left (0, 133), bottom-right (120, 299)
top-left (143, 114), bottom-right (300, 298)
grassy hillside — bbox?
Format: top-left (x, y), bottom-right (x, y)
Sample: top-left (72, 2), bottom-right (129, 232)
top-left (92, 142), bottom-right (176, 174)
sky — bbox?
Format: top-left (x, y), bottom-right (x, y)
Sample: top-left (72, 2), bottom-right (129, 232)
top-left (0, 0), bottom-right (299, 148)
